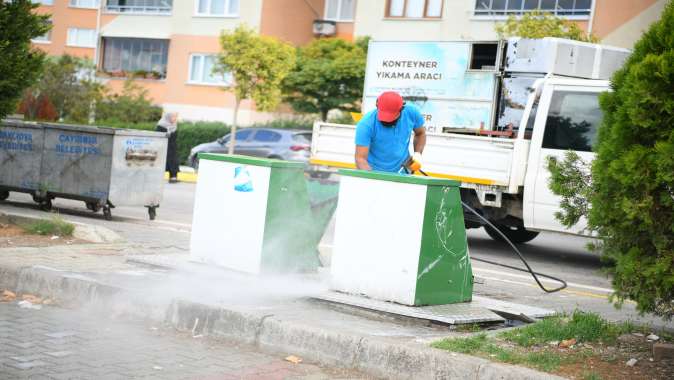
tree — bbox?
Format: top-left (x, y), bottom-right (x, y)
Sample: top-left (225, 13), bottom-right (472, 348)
top-left (548, 2), bottom-right (674, 319)
top-left (0, 0), bottom-right (50, 120)
top-left (21, 55), bottom-right (102, 123)
top-left (96, 78), bottom-right (162, 124)
top-left (216, 25), bottom-right (295, 154)
top-left (495, 10), bottom-right (597, 42)
top-left (282, 37), bottom-right (367, 121)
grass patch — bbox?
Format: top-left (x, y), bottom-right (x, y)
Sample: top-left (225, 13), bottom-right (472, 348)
top-left (432, 311), bottom-right (633, 373)
top-left (455, 323), bottom-right (482, 333)
top-left (24, 216), bottom-right (75, 237)
top-left (499, 310), bottom-right (633, 347)
top-left (582, 371), bottom-right (603, 380)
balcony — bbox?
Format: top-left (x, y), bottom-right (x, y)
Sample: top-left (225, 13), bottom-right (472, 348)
top-left (105, 0), bottom-right (172, 15)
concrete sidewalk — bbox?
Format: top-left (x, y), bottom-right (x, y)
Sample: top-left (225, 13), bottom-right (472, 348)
top-left (0, 229), bottom-right (564, 379)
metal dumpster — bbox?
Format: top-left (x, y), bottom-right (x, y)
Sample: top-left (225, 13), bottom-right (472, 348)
top-left (0, 120), bottom-right (44, 201)
top-left (330, 169), bottom-right (472, 306)
top-left (0, 120), bottom-right (167, 220)
top-left (190, 154), bottom-right (338, 274)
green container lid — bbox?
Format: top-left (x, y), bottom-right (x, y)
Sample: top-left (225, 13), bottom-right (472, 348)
top-left (338, 169), bottom-right (460, 187)
top-left (198, 153), bottom-right (307, 168)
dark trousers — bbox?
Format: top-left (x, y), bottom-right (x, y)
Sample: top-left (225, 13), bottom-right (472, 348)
top-left (156, 126), bottom-right (179, 177)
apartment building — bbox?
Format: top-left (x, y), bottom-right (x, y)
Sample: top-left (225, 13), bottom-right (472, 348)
top-left (30, 1), bottom-right (665, 124)
top-left (30, 0), bottom-right (355, 124)
top-left (353, 1), bottom-right (667, 49)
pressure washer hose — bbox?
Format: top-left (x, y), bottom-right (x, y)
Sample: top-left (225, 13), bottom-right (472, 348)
top-left (417, 169), bottom-right (568, 293)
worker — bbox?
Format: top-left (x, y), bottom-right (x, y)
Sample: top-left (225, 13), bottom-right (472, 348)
top-left (355, 91), bottom-right (426, 173)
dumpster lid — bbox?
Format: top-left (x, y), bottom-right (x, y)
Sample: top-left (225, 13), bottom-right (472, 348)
top-left (1, 119), bottom-right (43, 129)
top-left (338, 169), bottom-right (460, 187)
top-left (42, 122), bottom-right (116, 135)
top-left (198, 153), bottom-right (307, 168)
top-left (114, 128), bottom-right (166, 137)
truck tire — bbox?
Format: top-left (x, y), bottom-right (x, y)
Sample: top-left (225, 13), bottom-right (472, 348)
top-left (484, 223), bottom-right (540, 244)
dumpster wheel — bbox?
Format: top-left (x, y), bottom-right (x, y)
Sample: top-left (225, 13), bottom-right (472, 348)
top-left (39, 199), bottom-right (52, 211)
top-left (86, 202), bottom-right (101, 212)
top-left (103, 206), bottom-right (112, 220)
top-left (147, 206), bottom-right (157, 221)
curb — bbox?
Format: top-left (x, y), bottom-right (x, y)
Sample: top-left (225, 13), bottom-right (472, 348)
top-left (0, 264), bottom-right (565, 380)
top-left (164, 171), bottom-right (198, 183)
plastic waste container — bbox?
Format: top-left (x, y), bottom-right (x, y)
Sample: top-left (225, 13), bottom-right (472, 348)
top-left (190, 153), bottom-right (337, 274)
top-left (0, 120), bottom-right (167, 220)
top-left (0, 120), bottom-right (44, 201)
top-left (330, 169), bottom-right (473, 306)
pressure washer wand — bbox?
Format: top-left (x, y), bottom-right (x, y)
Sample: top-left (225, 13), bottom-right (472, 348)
top-left (417, 169), bottom-right (567, 293)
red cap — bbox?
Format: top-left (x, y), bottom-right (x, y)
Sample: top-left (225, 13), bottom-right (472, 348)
top-left (376, 91), bottom-right (403, 123)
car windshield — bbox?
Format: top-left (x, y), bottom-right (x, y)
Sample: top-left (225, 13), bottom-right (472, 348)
top-left (293, 133), bottom-right (312, 144)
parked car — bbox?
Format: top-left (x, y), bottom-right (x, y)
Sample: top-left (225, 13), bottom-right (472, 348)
top-left (188, 128), bottom-right (312, 171)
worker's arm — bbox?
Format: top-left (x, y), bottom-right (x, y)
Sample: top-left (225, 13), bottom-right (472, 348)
top-left (413, 127), bottom-right (426, 154)
top-left (355, 145), bottom-right (372, 171)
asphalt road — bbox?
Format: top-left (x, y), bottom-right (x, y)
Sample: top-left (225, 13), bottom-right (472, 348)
top-left (1, 179), bottom-right (672, 331)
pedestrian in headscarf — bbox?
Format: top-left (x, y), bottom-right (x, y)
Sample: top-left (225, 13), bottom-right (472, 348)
top-left (156, 112), bottom-right (179, 183)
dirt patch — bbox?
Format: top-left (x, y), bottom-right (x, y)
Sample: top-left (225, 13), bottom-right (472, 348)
top-left (556, 338), bottom-right (674, 380)
top-left (0, 223), bottom-right (87, 248)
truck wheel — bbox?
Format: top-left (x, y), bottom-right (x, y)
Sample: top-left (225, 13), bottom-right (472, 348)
top-left (485, 223), bottom-right (539, 244)
top-left (148, 207), bottom-right (156, 220)
top-left (0, 191), bottom-right (8, 201)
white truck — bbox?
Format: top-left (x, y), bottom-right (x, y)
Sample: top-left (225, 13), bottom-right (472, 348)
top-left (309, 38), bottom-right (630, 243)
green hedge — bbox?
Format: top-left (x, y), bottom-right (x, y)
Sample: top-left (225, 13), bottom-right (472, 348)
top-left (100, 118), bottom-right (313, 165)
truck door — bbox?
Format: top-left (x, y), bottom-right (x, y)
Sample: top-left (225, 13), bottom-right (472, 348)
top-left (523, 84), bottom-right (604, 234)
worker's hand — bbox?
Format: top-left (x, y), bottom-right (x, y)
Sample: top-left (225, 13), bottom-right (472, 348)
top-left (409, 152), bottom-right (422, 172)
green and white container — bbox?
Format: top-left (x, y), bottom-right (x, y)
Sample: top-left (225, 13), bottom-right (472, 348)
top-left (330, 170), bottom-right (472, 306)
top-left (190, 153), bottom-right (330, 274)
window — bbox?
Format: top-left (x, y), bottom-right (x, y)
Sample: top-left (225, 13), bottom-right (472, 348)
top-left (234, 129), bottom-right (253, 141)
top-left (188, 54), bottom-right (231, 85)
top-left (542, 91), bottom-right (602, 152)
top-left (293, 133), bottom-right (312, 143)
top-left (474, 0), bottom-right (592, 17)
top-left (387, 0), bottom-right (443, 18)
top-left (67, 28), bottom-right (97, 48)
top-left (70, 0), bottom-right (100, 8)
top-left (470, 43), bottom-right (498, 70)
top-left (32, 20), bottom-right (52, 43)
top-left (195, 0), bottom-right (239, 17)
top-left (253, 130), bottom-right (282, 143)
top-left (325, 0), bottom-right (356, 21)
top-left (105, 0), bottom-right (173, 14)
top-left (102, 37), bottom-right (169, 79)
top-left (34, 0), bottom-right (53, 5)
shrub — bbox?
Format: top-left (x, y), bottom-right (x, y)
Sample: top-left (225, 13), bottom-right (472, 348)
top-left (176, 122), bottom-right (231, 164)
top-left (548, 2), bottom-right (674, 319)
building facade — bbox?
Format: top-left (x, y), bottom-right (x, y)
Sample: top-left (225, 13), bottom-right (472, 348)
top-left (352, 0), bottom-right (667, 49)
top-left (31, 1), bottom-right (665, 124)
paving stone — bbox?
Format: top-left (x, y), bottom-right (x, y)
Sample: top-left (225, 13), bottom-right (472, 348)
top-left (0, 302), bottom-right (363, 379)
top-left (44, 331), bottom-right (78, 339)
top-left (6, 359), bottom-right (49, 370)
top-left (9, 354), bottom-right (45, 362)
top-left (44, 350), bottom-right (74, 358)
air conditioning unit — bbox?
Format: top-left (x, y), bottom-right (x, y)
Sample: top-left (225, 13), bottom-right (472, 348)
top-left (313, 19), bottom-right (336, 37)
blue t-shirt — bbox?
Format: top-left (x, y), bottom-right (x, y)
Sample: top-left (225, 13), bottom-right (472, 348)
top-left (355, 104), bottom-right (425, 172)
